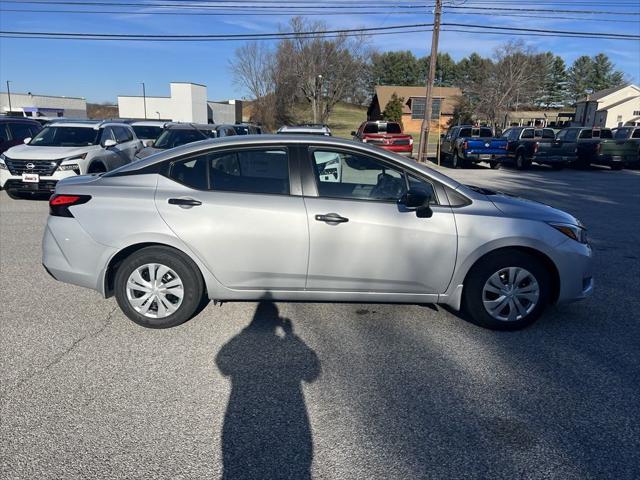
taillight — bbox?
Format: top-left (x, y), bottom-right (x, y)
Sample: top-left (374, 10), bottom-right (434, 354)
top-left (533, 142), bottom-right (539, 153)
top-left (463, 140), bottom-right (468, 150)
top-left (49, 194), bottom-right (91, 218)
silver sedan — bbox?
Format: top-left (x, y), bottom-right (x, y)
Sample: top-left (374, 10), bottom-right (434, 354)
top-left (42, 135), bottom-right (593, 330)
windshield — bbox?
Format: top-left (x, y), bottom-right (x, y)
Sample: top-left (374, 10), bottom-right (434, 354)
top-left (29, 126), bottom-right (100, 147)
top-left (153, 129), bottom-right (208, 149)
top-left (132, 126), bottom-right (163, 140)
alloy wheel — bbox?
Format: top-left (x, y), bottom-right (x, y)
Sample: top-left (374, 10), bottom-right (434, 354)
top-left (126, 263), bottom-right (184, 318)
top-left (482, 267), bottom-right (540, 322)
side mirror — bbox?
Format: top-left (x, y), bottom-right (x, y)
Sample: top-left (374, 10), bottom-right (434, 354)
top-left (103, 139), bottom-right (117, 148)
top-left (23, 137), bottom-right (32, 144)
top-left (350, 131), bottom-right (357, 137)
top-left (399, 189), bottom-right (433, 218)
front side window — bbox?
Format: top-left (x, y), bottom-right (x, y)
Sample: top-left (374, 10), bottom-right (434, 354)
top-left (521, 129), bottom-right (534, 139)
top-left (9, 123), bottom-right (36, 140)
top-left (312, 150), bottom-right (406, 201)
top-left (114, 126), bottom-right (130, 143)
top-left (556, 130), bottom-right (567, 141)
top-left (542, 129), bottom-right (556, 139)
top-left (169, 148), bottom-right (290, 195)
top-left (29, 126), bottom-right (100, 147)
top-left (565, 129), bottom-right (578, 141)
top-left (614, 127), bottom-right (630, 139)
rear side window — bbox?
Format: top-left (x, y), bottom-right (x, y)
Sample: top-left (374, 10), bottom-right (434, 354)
top-left (599, 130), bottom-right (613, 139)
top-left (579, 129), bottom-right (593, 139)
top-left (633, 129), bottom-right (640, 139)
top-left (614, 128), bottom-right (630, 139)
top-left (521, 129), bottom-right (534, 139)
top-left (170, 148), bottom-right (290, 195)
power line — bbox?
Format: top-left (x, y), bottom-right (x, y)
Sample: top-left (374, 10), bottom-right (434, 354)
top-left (2, 7), bottom-right (639, 22)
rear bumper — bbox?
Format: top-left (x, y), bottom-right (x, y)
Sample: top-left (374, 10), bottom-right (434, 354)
top-left (464, 151), bottom-right (507, 161)
top-left (42, 216), bottom-right (116, 294)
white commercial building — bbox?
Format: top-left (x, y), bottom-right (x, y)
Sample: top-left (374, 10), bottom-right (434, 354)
top-left (575, 84), bottom-right (640, 128)
top-left (117, 82), bottom-right (242, 124)
top-left (0, 91), bottom-right (87, 118)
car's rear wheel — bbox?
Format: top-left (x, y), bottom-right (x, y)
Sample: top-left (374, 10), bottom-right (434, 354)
top-left (515, 152), bottom-right (530, 170)
top-left (462, 250), bottom-right (551, 330)
top-left (114, 246), bottom-right (205, 328)
top-left (489, 160), bottom-right (500, 169)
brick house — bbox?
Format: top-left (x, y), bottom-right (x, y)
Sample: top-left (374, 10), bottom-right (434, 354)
top-left (367, 85), bottom-right (462, 134)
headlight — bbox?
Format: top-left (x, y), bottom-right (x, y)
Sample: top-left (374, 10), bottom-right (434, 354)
top-left (58, 163), bottom-right (80, 171)
top-left (0, 154), bottom-right (7, 170)
top-left (548, 222), bottom-right (588, 244)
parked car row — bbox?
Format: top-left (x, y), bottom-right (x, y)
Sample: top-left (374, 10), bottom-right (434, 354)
top-left (0, 118), bottom-right (264, 198)
top-left (439, 125), bottom-right (640, 170)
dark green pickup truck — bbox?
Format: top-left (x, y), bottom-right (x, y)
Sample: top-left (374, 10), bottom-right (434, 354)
top-left (553, 127), bottom-right (638, 170)
top-left (613, 126), bottom-right (640, 168)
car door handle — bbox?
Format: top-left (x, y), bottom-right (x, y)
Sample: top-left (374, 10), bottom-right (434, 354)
top-left (168, 198), bottom-right (202, 208)
top-left (315, 213), bottom-right (349, 224)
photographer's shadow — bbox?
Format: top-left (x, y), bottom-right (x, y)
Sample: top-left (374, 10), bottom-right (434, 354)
top-left (216, 296), bottom-right (320, 480)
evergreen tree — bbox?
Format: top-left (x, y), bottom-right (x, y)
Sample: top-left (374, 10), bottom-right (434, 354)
top-left (382, 93), bottom-right (404, 125)
top-left (370, 51), bottom-right (421, 86)
top-left (591, 53), bottom-right (626, 92)
top-left (568, 56), bottom-right (594, 101)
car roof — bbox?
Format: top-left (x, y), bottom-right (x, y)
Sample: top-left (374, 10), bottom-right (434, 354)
top-left (166, 123), bottom-right (217, 130)
top-left (0, 117), bottom-right (41, 124)
top-left (278, 125), bottom-right (331, 134)
top-left (106, 134), bottom-right (462, 189)
top-left (45, 120), bottom-right (133, 129)
top-left (130, 121), bottom-right (167, 127)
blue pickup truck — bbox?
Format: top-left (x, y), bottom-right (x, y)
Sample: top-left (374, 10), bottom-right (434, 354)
top-left (439, 125), bottom-right (508, 168)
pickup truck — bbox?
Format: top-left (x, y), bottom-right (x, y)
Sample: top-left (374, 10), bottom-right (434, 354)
top-left (613, 126), bottom-right (640, 168)
top-left (352, 121), bottom-right (413, 157)
top-left (439, 125), bottom-right (508, 168)
top-left (554, 127), bottom-right (637, 170)
top-left (500, 126), bottom-right (568, 170)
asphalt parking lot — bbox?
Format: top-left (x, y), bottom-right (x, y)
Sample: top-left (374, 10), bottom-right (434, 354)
top-left (1, 164), bottom-right (639, 480)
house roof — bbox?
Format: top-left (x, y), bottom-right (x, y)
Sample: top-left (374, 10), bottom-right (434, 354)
top-left (579, 84), bottom-right (640, 103)
top-left (373, 85), bottom-right (462, 115)
top-left (595, 95), bottom-right (640, 112)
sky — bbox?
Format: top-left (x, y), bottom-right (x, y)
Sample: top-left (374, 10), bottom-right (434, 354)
top-left (0, 0), bottom-right (639, 103)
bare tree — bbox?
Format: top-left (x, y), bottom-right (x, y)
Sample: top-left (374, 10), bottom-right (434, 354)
top-left (279, 17), bottom-right (370, 123)
top-left (229, 42), bottom-right (277, 129)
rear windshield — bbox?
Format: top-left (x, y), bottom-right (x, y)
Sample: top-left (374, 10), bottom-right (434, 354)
top-left (459, 127), bottom-right (493, 138)
top-left (363, 122), bottom-right (402, 134)
top-left (579, 129), bottom-right (613, 139)
top-left (29, 126), bottom-right (100, 147)
top-left (132, 126), bottom-right (163, 140)
top-left (153, 129), bottom-right (208, 149)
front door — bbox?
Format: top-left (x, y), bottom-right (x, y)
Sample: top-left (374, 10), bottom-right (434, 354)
top-left (303, 147), bottom-right (457, 294)
top-left (155, 146), bottom-right (309, 290)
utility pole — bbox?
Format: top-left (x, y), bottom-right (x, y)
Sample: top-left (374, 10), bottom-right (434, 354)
top-left (141, 82), bottom-right (147, 120)
top-left (417, 0), bottom-right (442, 162)
top-left (6, 81), bottom-right (13, 114)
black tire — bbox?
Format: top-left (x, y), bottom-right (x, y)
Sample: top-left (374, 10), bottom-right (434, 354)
top-left (515, 152), bottom-right (530, 170)
top-left (451, 150), bottom-right (460, 168)
top-left (114, 246), bottom-right (206, 328)
top-left (462, 250), bottom-right (551, 330)
top-left (87, 162), bottom-right (107, 174)
top-left (489, 160), bottom-right (500, 170)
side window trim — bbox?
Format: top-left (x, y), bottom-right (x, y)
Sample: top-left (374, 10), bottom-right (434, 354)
top-left (167, 145), bottom-right (294, 196)
top-left (305, 145), bottom-right (441, 205)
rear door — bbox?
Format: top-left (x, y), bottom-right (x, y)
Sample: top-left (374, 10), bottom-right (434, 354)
top-left (155, 145), bottom-right (309, 290)
top-left (302, 146), bottom-right (457, 294)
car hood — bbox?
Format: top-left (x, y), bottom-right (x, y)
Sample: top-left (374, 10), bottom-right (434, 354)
top-left (3, 144), bottom-right (97, 160)
top-left (468, 185), bottom-right (581, 226)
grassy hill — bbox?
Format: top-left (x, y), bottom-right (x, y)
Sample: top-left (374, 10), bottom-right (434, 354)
top-left (292, 101), bottom-right (368, 138)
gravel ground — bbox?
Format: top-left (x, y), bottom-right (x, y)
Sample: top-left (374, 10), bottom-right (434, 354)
top-left (1, 164), bottom-right (639, 479)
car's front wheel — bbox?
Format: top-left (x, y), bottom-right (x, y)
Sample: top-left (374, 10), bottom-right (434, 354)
top-left (114, 246), bottom-right (205, 328)
top-left (462, 250), bottom-right (551, 330)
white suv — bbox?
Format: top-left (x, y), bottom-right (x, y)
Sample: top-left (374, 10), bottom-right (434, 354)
top-left (0, 120), bottom-right (142, 197)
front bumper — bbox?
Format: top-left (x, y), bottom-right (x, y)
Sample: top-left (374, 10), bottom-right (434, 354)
top-left (552, 238), bottom-right (594, 304)
top-left (0, 169), bottom-right (77, 193)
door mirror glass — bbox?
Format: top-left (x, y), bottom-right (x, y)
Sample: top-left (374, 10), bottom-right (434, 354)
top-left (350, 131), bottom-right (356, 136)
top-left (103, 138), bottom-right (117, 148)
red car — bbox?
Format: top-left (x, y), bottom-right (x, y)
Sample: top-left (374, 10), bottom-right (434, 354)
top-left (352, 121), bottom-right (414, 157)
